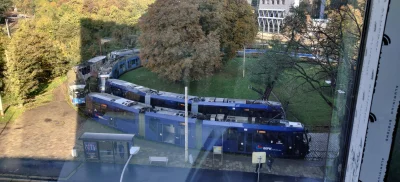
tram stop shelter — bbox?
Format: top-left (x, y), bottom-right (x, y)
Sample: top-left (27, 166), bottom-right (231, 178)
top-left (79, 132), bottom-right (135, 163)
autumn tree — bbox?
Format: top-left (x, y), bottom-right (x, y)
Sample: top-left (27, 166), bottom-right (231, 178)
top-left (139, 0), bottom-right (222, 82)
top-left (219, 0), bottom-right (258, 62)
top-left (139, 0), bottom-right (257, 82)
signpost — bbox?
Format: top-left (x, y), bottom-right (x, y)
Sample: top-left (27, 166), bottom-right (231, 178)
top-left (213, 146), bottom-right (223, 165)
top-left (84, 141), bottom-right (99, 160)
top-left (184, 87), bottom-right (188, 162)
top-left (252, 152), bottom-right (266, 182)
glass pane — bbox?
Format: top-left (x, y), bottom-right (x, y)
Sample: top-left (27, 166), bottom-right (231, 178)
top-left (0, 0), bottom-right (374, 181)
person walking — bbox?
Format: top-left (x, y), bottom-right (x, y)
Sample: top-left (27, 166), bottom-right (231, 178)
top-left (267, 155), bottom-right (274, 172)
top-left (118, 143), bottom-right (125, 159)
top-left (255, 163), bottom-right (262, 173)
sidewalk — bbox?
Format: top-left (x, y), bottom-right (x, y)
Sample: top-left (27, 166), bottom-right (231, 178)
top-left (65, 162), bottom-right (323, 182)
top-left (73, 120), bottom-right (325, 179)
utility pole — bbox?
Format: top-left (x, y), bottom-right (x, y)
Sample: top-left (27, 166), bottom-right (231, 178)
top-left (243, 46), bottom-right (246, 78)
top-left (184, 87), bottom-right (188, 162)
top-left (0, 93), bottom-right (4, 117)
top-left (5, 19), bottom-right (11, 38)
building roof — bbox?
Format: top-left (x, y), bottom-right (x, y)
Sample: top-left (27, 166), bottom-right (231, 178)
top-left (79, 132), bottom-right (135, 141)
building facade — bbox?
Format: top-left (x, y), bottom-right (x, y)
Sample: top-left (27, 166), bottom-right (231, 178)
top-left (258, 0), bottom-right (300, 33)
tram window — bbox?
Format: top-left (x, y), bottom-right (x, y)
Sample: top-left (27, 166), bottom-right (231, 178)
top-left (204, 106), bottom-right (217, 114)
top-left (218, 107), bottom-right (228, 114)
top-left (79, 66), bottom-right (90, 75)
top-left (111, 108), bottom-right (136, 120)
top-left (269, 132), bottom-right (279, 144)
top-left (119, 63), bottom-right (125, 69)
top-left (294, 132), bottom-right (303, 142)
top-left (277, 133), bottom-right (286, 144)
top-left (225, 128), bottom-right (238, 140)
top-left (149, 118), bottom-right (158, 132)
top-left (111, 88), bottom-right (123, 96)
top-left (208, 129), bottom-right (215, 138)
top-left (126, 91), bottom-right (140, 102)
top-left (253, 133), bottom-right (264, 143)
top-left (151, 99), bottom-right (166, 107)
top-left (139, 96), bottom-right (145, 103)
top-left (198, 106), bottom-right (205, 113)
top-left (93, 103), bottom-right (106, 116)
top-left (303, 133), bottom-right (308, 143)
top-left (208, 129), bottom-right (221, 139)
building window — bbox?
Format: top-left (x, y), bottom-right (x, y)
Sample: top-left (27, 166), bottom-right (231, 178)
top-left (277, 0), bottom-right (279, 4)
top-left (272, 0), bottom-right (274, 4)
top-left (267, 0), bottom-right (269, 4)
top-left (262, 0), bottom-right (265, 4)
top-left (282, 0), bottom-right (285, 4)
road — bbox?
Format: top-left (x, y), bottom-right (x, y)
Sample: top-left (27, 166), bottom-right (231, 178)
top-left (0, 158), bottom-right (324, 182)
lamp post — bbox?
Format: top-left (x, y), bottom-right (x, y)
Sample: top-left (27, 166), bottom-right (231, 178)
top-left (120, 146), bottom-right (140, 182)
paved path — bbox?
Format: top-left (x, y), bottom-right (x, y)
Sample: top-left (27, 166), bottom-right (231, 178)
top-left (74, 120), bottom-right (325, 179)
top-left (0, 158), bottom-right (324, 182)
top-left (0, 83), bottom-right (84, 159)
top-left (66, 162), bottom-right (323, 182)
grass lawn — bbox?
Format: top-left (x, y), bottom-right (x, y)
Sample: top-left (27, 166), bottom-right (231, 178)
top-left (119, 58), bottom-right (332, 126)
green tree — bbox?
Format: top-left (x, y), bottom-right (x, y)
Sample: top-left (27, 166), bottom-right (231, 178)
top-left (5, 21), bottom-right (62, 104)
top-left (248, 41), bottom-right (294, 100)
top-left (0, 0), bottom-right (12, 15)
top-left (0, 34), bottom-right (8, 91)
top-left (275, 1), bottom-right (364, 108)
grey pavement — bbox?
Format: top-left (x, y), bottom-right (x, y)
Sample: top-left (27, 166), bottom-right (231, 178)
top-left (73, 120), bottom-right (326, 179)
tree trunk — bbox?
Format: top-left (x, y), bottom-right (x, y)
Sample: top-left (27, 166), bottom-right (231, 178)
top-left (262, 82), bottom-right (275, 101)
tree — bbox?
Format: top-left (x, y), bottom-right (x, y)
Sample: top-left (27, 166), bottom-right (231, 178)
top-left (267, 1), bottom-right (365, 108)
top-left (139, 0), bottom-right (257, 82)
top-left (4, 21), bottom-right (63, 104)
top-left (139, 0), bottom-right (222, 82)
top-left (219, 0), bottom-right (258, 62)
top-left (0, 34), bottom-right (8, 91)
top-left (0, 0), bottom-right (12, 15)
top-left (248, 41), bottom-right (295, 100)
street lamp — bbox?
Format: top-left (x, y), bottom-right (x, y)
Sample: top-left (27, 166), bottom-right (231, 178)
top-left (120, 146), bottom-right (140, 182)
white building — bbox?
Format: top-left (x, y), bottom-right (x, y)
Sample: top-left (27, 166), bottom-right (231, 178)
top-left (257, 0), bottom-right (300, 33)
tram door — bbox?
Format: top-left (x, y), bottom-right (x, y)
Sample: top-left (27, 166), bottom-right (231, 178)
top-left (177, 125), bottom-right (185, 146)
top-left (245, 133), bottom-right (253, 153)
top-left (157, 123), bottom-right (163, 142)
top-left (238, 132), bottom-right (245, 152)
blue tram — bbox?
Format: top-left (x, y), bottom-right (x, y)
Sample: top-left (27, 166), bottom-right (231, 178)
top-left (85, 93), bottom-right (310, 158)
top-left (105, 78), bottom-right (284, 122)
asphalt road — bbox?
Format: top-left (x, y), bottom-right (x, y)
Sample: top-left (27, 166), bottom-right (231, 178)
top-left (0, 158), bottom-right (324, 182)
